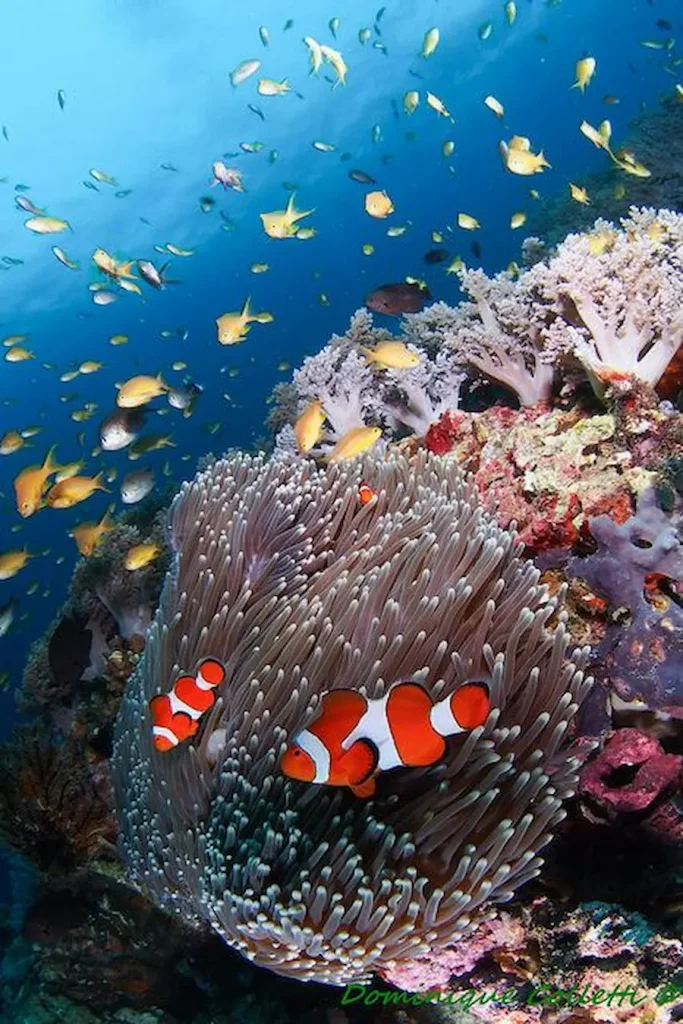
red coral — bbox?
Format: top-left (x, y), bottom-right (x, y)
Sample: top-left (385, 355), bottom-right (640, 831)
top-left (580, 729), bottom-right (683, 839)
top-left (425, 409), bottom-right (466, 454)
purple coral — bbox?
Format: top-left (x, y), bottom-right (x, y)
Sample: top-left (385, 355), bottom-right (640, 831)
top-left (528, 207), bottom-right (683, 387)
top-left (567, 487), bottom-right (683, 713)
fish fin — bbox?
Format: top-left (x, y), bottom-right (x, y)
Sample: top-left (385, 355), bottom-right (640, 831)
top-left (93, 472), bottom-right (110, 493)
top-left (43, 444), bottom-right (61, 476)
top-left (450, 682), bottom-right (490, 730)
top-left (149, 693), bottom-right (172, 725)
top-left (358, 346), bottom-right (373, 363)
top-left (350, 776), bottom-right (376, 798)
top-left (340, 738), bottom-right (379, 786)
top-left (241, 296), bottom-right (253, 319)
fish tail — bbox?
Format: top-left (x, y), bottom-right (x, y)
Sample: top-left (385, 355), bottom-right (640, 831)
top-left (94, 472), bottom-right (110, 493)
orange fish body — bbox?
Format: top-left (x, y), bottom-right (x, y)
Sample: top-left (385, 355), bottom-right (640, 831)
top-left (14, 444), bottom-right (61, 517)
top-left (358, 483), bottom-right (377, 506)
top-left (150, 658), bottom-right (226, 752)
top-left (280, 680), bottom-right (489, 798)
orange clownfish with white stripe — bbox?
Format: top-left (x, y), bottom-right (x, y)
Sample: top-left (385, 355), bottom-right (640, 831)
top-left (149, 657), bottom-right (226, 751)
top-left (358, 482), bottom-right (378, 506)
top-left (280, 680), bottom-right (490, 798)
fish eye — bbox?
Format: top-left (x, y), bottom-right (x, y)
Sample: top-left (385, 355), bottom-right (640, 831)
top-left (293, 749), bottom-right (300, 757)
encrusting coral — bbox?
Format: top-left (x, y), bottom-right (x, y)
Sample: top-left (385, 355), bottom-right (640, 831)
top-left (114, 448), bottom-right (592, 986)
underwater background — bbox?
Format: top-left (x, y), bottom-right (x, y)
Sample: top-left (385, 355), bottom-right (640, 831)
top-left (1, 0), bottom-right (683, 1020)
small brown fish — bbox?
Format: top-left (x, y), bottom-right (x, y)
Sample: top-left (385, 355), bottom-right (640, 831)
top-left (365, 282), bottom-right (431, 316)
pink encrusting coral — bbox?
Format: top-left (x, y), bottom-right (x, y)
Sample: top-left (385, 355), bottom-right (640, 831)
top-left (528, 207), bottom-right (683, 388)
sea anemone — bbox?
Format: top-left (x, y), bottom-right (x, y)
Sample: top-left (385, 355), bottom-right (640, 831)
top-left (113, 450), bottom-right (591, 985)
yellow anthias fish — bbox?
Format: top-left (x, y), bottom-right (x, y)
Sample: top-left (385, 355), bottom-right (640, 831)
top-left (92, 248), bottom-right (137, 281)
top-left (90, 168), bottom-right (117, 185)
top-left (304, 36), bottom-right (325, 75)
top-left (79, 360), bottom-right (103, 374)
top-left (260, 193), bottom-right (315, 239)
top-left (426, 92), bottom-right (454, 121)
top-left (294, 399), bottom-right (327, 453)
top-left (329, 425), bottom-right (382, 462)
top-left (5, 346), bottom-right (34, 362)
top-left (295, 227), bottom-right (317, 240)
top-left (46, 472), bottom-right (108, 509)
top-left (579, 119), bottom-right (613, 153)
top-left (500, 136), bottom-right (551, 175)
top-left (510, 211), bottom-right (527, 229)
top-left (587, 227), bottom-right (617, 256)
top-left (258, 78), bottom-right (290, 96)
top-left (360, 341), bottom-right (421, 370)
top-left (71, 505), bottom-right (115, 556)
top-left (572, 56), bottom-right (596, 93)
top-left (421, 27), bottom-right (440, 58)
top-left (14, 445), bottom-right (61, 518)
top-left (128, 434), bottom-right (176, 459)
top-left (570, 183), bottom-right (591, 205)
top-left (403, 90), bottom-right (420, 115)
top-left (216, 297), bottom-right (274, 345)
top-left (445, 255), bottom-right (465, 274)
top-left (24, 216), bottom-right (70, 234)
top-left (365, 190), bottom-right (394, 218)
top-left (250, 263), bottom-right (269, 273)
top-left (54, 460), bottom-right (84, 483)
top-left (458, 213), bottom-right (481, 230)
top-left (117, 374), bottom-right (168, 408)
top-left (614, 150), bottom-right (651, 178)
top-left (124, 542), bottom-right (161, 571)
top-left (505, 2), bottom-right (516, 26)
top-left (0, 548), bottom-right (31, 580)
top-left (484, 95), bottom-right (504, 118)
top-left (320, 44), bottom-right (348, 87)
top-left (0, 431), bottom-right (26, 455)
top-left (109, 334), bottom-right (129, 346)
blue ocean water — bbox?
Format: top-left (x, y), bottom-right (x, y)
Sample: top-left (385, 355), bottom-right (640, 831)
top-left (0, 0), bottom-right (678, 737)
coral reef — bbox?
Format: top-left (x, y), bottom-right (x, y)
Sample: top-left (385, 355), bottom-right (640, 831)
top-left (114, 448), bottom-right (591, 985)
top-left (0, 724), bottom-right (116, 877)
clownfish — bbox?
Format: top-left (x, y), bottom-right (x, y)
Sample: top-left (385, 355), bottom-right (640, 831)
top-left (358, 482), bottom-right (378, 506)
top-left (149, 657), bottom-right (225, 751)
top-left (280, 680), bottom-right (490, 798)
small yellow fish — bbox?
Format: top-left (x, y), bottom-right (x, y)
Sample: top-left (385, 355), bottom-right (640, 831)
top-left (60, 370), bottom-right (79, 382)
top-left (442, 140), bottom-right (455, 158)
top-left (46, 472), bottom-right (108, 509)
top-left (5, 346), bottom-right (34, 362)
top-left (510, 211), bottom-right (527, 229)
top-left (93, 248), bottom-right (137, 281)
top-left (458, 213), bottom-right (481, 230)
top-left (614, 150), bottom-right (651, 178)
top-left (386, 225), bottom-right (408, 237)
top-left (296, 227), bottom-right (317, 240)
top-left (109, 334), bottom-right (129, 346)
top-left (613, 182), bottom-right (626, 200)
top-left (0, 549), bottom-right (31, 580)
top-left (329, 425), bottom-right (382, 462)
top-left (529, 189), bottom-right (540, 200)
top-left (572, 56), bottom-right (596, 93)
top-left (587, 227), bottom-right (617, 256)
top-left (676, 84), bottom-right (683, 102)
top-left (294, 399), bottom-right (326, 453)
top-left (54, 460), bottom-right (84, 483)
top-left (250, 263), bottom-right (269, 273)
top-left (579, 119), bottom-right (612, 153)
top-left (90, 168), bottom-right (117, 185)
top-left (365, 190), bottom-right (394, 218)
top-left (24, 216), bottom-right (70, 234)
top-left (14, 446), bottom-right (61, 518)
top-left (258, 78), bottom-right (291, 96)
top-left (426, 92), bottom-right (454, 121)
top-left (421, 28), bottom-right (440, 58)
top-left (404, 90), bottom-right (420, 115)
top-left (124, 542), bottom-right (161, 571)
top-left (445, 255), bottom-right (465, 275)
top-left (500, 136), bottom-right (551, 175)
top-left (304, 36), bottom-right (325, 75)
top-left (320, 44), bottom-right (348, 87)
top-left (362, 243), bottom-right (375, 256)
top-left (172, 360), bottom-right (187, 371)
top-left (79, 360), bottom-right (103, 374)
top-left (2, 335), bottom-right (28, 347)
top-left (507, 261), bottom-right (520, 279)
top-left (117, 374), bottom-right (168, 408)
top-left (484, 95), bottom-right (504, 118)
top-left (361, 341), bottom-right (420, 370)
top-left (216, 297), bottom-right (274, 345)
top-left (52, 246), bottom-right (79, 270)
top-left (504, 2), bottom-right (516, 26)
top-left (71, 505), bottom-right (114, 556)
top-left (570, 183), bottom-right (591, 205)
top-left (165, 244), bottom-right (195, 257)
top-left (128, 434), bottom-right (176, 460)
top-left (0, 431), bottom-right (26, 456)
top-left (260, 193), bottom-right (315, 239)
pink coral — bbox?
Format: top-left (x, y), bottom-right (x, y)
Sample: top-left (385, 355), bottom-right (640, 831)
top-left (528, 207), bottom-right (683, 387)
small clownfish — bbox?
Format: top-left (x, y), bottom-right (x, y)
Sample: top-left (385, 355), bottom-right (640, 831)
top-left (358, 482), bottom-right (377, 506)
top-left (149, 657), bottom-right (226, 751)
top-left (280, 680), bottom-right (490, 798)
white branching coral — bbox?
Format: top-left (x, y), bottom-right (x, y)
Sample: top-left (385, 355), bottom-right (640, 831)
top-left (403, 278), bottom-right (554, 408)
top-left (293, 346), bottom-right (376, 440)
top-left (528, 207), bottom-right (683, 386)
top-left (383, 349), bottom-right (467, 435)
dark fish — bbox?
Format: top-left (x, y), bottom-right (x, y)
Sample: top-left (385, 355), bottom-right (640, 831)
top-left (168, 380), bottom-right (203, 417)
top-left (424, 249), bottom-right (450, 265)
top-left (283, 18), bottom-right (294, 30)
top-left (57, 89), bottom-right (66, 110)
top-left (365, 282), bottom-right (432, 316)
top-left (282, 181), bottom-right (299, 190)
top-left (2, 127), bottom-right (8, 141)
top-left (248, 103), bottom-right (266, 121)
top-left (160, 162), bottom-right (178, 171)
top-left (83, 180), bottom-right (99, 191)
top-left (408, 69), bottom-right (424, 80)
top-left (657, 19), bottom-right (672, 31)
top-left (14, 183), bottom-right (30, 192)
top-left (99, 407), bottom-right (146, 451)
top-left (349, 169), bottom-right (376, 184)
top-left (471, 241), bottom-right (482, 259)
top-left (115, 189), bottom-right (133, 198)
top-left (139, 217), bottom-right (152, 225)
top-left (391, 99), bottom-right (400, 119)
top-left (2, 256), bottom-right (24, 266)
top-left (48, 613), bottom-right (93, 687)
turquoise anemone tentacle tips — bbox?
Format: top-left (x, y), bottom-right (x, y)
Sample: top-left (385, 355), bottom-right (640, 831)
top-left (113, 449), bottom-right (591, 985)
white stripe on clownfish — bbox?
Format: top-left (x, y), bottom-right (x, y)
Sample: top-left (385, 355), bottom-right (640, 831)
top-left (168, 687), bottom-right (205, 721)
top-left (295, 727), bottom-right (331, 783)
top-left (342, 690), bottom-right (402, 771)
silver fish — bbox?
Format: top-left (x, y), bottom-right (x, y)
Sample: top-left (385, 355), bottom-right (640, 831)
top-left (137, 259), bottom-right (173, 289)
top-left (121, 468), bottom-right (155, 504)
top-left (0, 597), bottom-right (16, 638)
top-left (167, 381), bottom-right (203, 417)
top-left (99, 408), bottom-right (146, 451)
